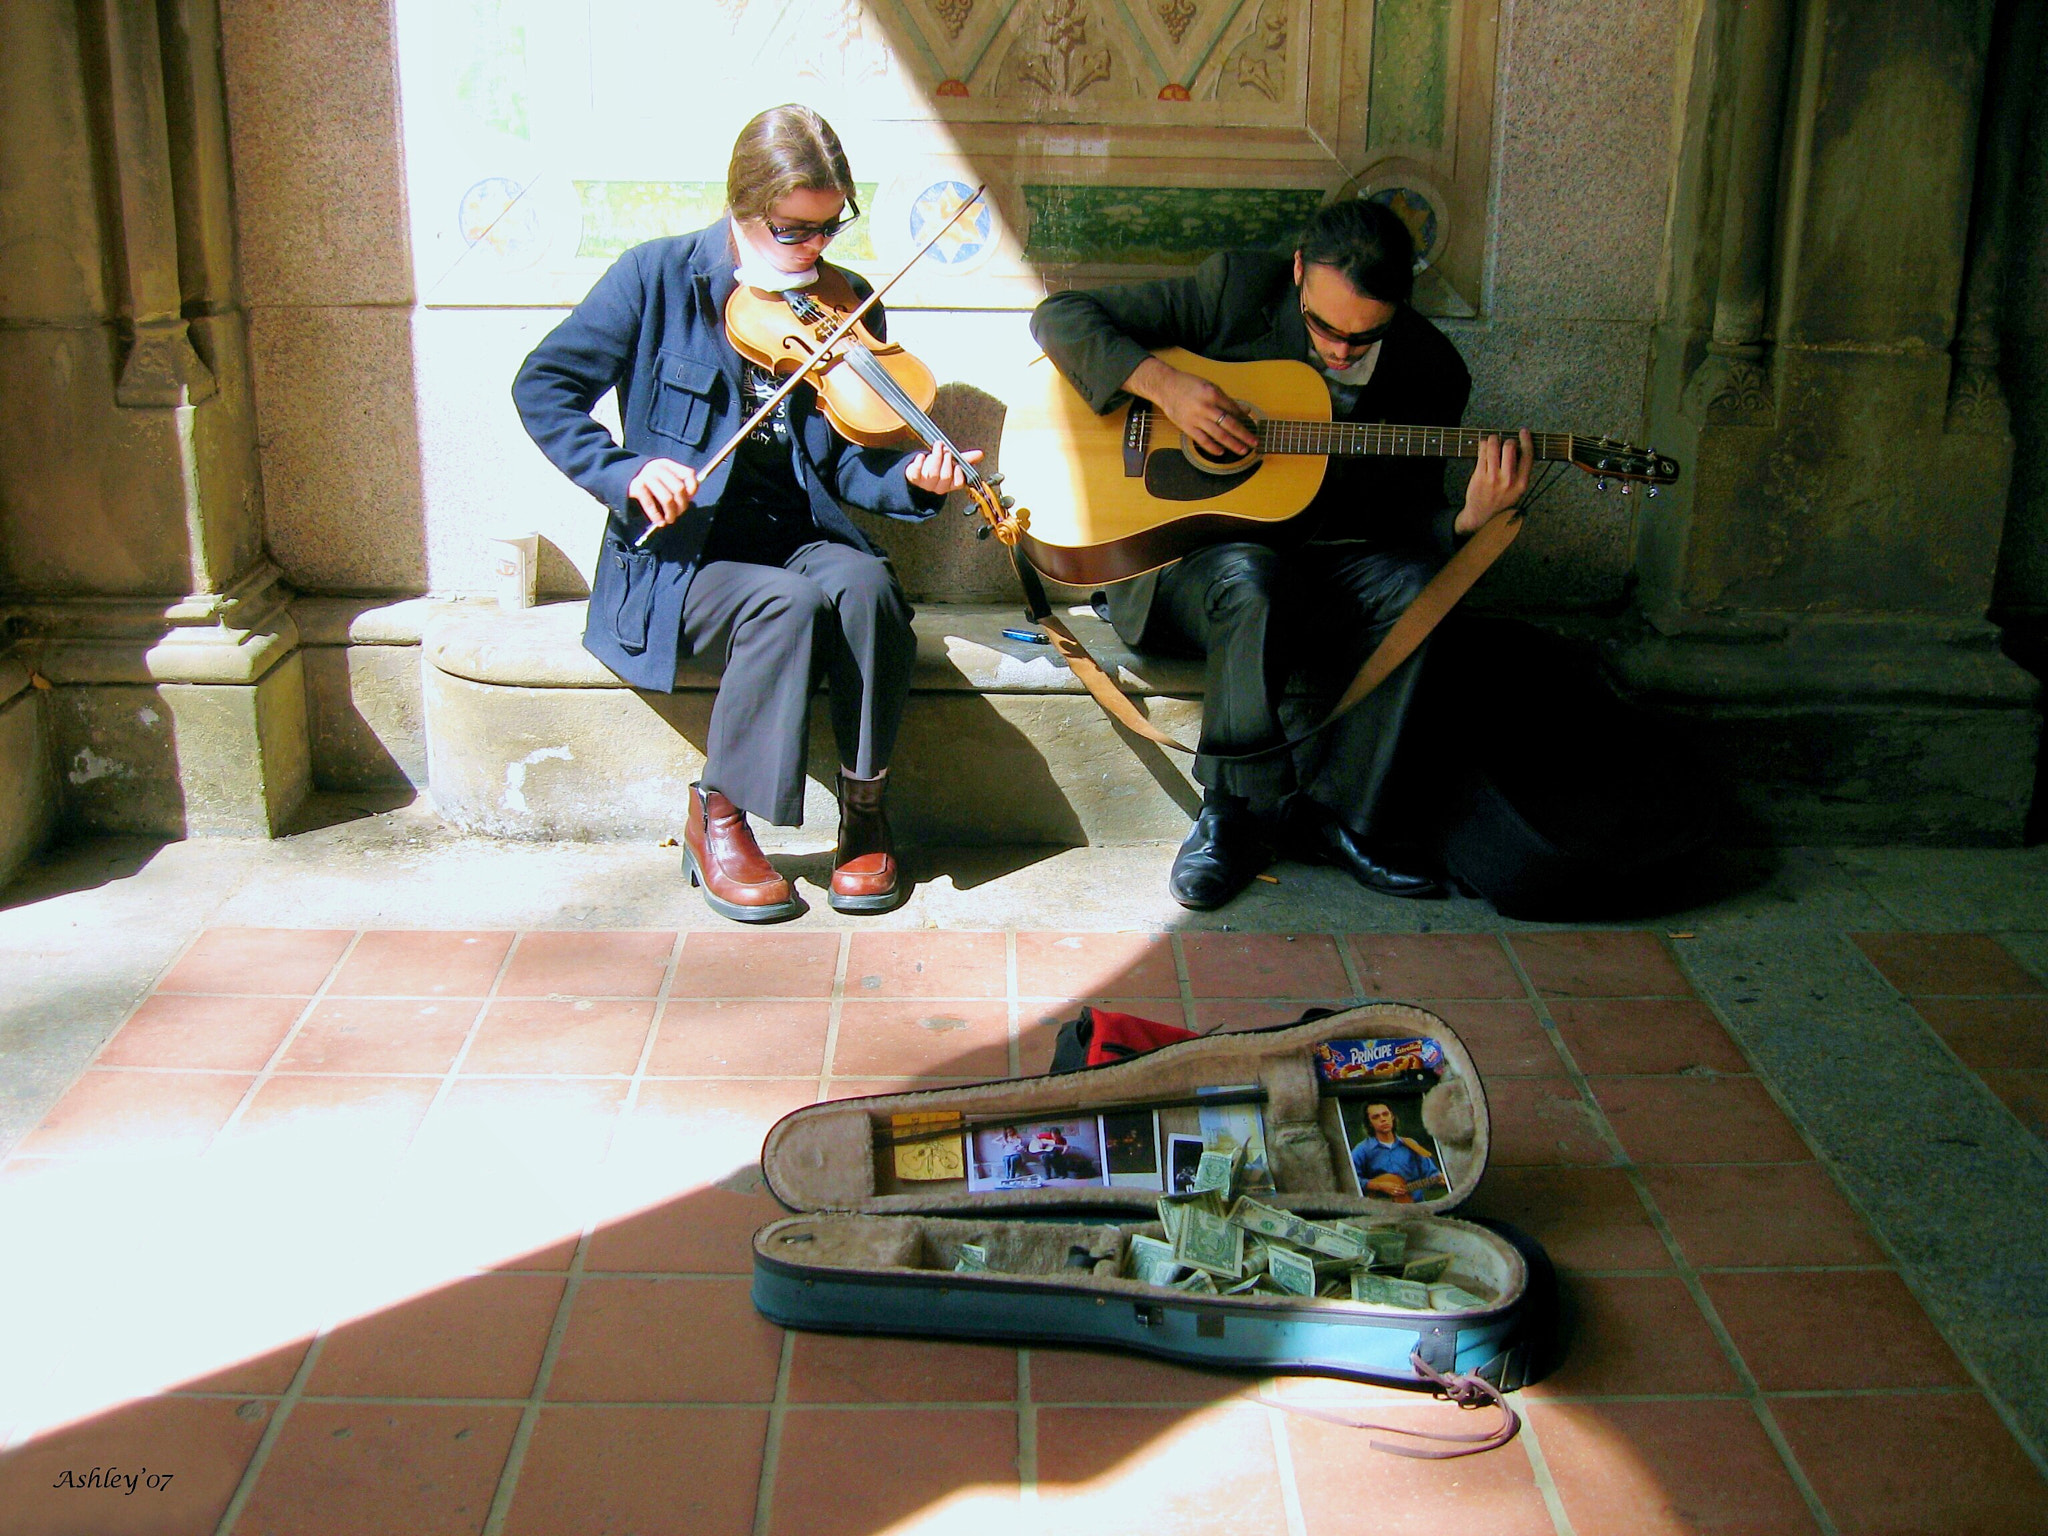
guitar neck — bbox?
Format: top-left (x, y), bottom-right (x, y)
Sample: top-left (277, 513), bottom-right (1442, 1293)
top-left (1257, 422), bottom-right (1572, 461)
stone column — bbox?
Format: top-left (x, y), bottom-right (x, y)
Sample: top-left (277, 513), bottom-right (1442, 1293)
top-left (0, 0), bottom-right (307, 840)
top-left (1629, 0), bottom-right (2039, 843)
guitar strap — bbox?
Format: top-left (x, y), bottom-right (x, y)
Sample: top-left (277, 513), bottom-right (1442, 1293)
top-left (1006, 509), bottom-right (1524, 762)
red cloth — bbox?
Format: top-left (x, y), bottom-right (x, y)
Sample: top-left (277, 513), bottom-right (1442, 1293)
top-left (1082, 1008), bottom-right (1200, 1066)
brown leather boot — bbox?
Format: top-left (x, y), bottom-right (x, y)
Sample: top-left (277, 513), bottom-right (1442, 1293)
top-left (684, 784), bottom-right (800, 922)
top-left (830, 768), bottom-right (902, 913)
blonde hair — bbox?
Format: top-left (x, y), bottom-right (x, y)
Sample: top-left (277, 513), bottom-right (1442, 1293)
top-left (726, 104), bottom-right (859, 224)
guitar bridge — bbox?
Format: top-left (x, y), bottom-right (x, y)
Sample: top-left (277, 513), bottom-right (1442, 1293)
top-left (1123, 402), bottom-right (1151, 478)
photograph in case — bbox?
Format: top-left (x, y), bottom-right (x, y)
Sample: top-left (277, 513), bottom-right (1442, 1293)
top-left (1337, 1092), bottom-right (1449, 1202)
top-left (1099, 1109), bottom-right (1164, 1190)
top-left (966, 1118), bottom-right (1106, 1192)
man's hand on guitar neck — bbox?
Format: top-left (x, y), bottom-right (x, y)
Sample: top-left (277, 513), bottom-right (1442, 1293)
top-left (1123, 356), bottom-right (1260, 459)
top-left (1455, 429), bottom-right (1533, 535)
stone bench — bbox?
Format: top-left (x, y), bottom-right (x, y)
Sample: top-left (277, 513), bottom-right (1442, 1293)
top-left (299, 597), bottom-right (1213, 846)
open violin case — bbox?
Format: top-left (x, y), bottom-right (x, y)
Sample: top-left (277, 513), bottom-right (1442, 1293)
top-left (750, 1004), bottom-right (1558, 1390)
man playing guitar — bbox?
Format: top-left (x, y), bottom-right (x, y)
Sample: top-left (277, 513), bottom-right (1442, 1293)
top-left (1032, 200), bottom-right (1530, 910)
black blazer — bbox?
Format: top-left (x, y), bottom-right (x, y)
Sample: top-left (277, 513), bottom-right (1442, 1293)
top-left (1030, 249), bottom-right (1471, 642)
top-left (512, 221), bottom-right (939, 693)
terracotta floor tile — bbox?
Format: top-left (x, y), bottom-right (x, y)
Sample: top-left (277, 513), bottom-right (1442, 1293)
top-left (1350, 932), bottom-right (1525, 1000)
top-left (1018, 997), bottom-right (1188, 1074)
top-left (1643, 1163), bottom-right (1885, 1268)
top-left (1525, 1275), bottom-right (1740, 1397)
top-left (844, 931), bottom-right (1006, 998)
top-left (502, 1405), bottom-right (767, 1536)
top-left (1420, 1000), bottom-right (1562, 1076)
top-left (277, 998), bottom-right (481, 1074)
top-left (1910, 997), bottom-right (2048, 1070)
top-left (1703, 1270), bottom-right (1971, 1390)
top-left (1592, 1076), bottom-right (1810, 1164)
top-left (96, 993), bottom-right (305, 1071)
top-left (672, 930), bottom-right (841, 998)
top-left (497, 930), bottom-right (676, 998)
top-left (179, 1336), bottom-right (314, 1394)
top-left (1530, 1399), bottom-right (1820, 1536)
top-left (0, 1394), bottom-right (269, 1536)
top-left (1509, 931), bottom-right (1693, 998)
top-left (460, 998), bottom-right (656, 1075)
top-left (820, 1076), bottom-right (981, 1099)
top-left (238, 1401), bottom-right (520, 1536)
top-left (1035, 1404), bottom-right (1284, 1534)
top-left (1016, 932), bottom-right (1180, 997)
top-left (1188, 996), bottom-right (1356, 1034)
top-left (156, 927), bottom-right (355, 996)
top-left (1482, 1076), bottom-right (1614, 1166)
top-left (585, 1184), bottom-right (786, 1274)
top-left (412, 1079), bottom-right (628, 1167)
top-left (1550, 998), bottom-right (1752, 1075)
top-left (230, 1074), bottom-right (439, 1160)
top-left (1851, 931), bottom-right (2046, 996)
top-left (20, 1070), bottom-right (252, 1157)
top-left (830, 1000), bottom-right (1011, 1078)
top-left (1457, 1166), bottom-right (1671, 1270)
top-left (614, 1080), bottom-right (818, 1171)
top-left (1770, 1392), bottom-right (2048, 1535)
top-left (646, 999), bottom-right (830, 1076)
top-left (1979, 1068), bottom-right (2048, 1141)
top-left (309, 1273), bottom-right (566, 1398)
top-left (1181, 932), bottom-right (1351, 998)
top-left (788, 1333), bottom-right (1016, 1402)
top-left (547, 1277), bottom-right (782, 1402)
top-left (1028, 1345), bottom-right (1252, 1404)
top-left (766, 1407), bottom-right (1019, 1535)
top-left (1290, 1403), bottom-right (1556, 1536)
top-left (326, 930), bottom-right (513, 997)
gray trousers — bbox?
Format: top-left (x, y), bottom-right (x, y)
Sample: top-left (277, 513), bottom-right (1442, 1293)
top-left (1144, 539), bottom-right (1440, 837)
top-left (681, 540), bottom-right (916, 826)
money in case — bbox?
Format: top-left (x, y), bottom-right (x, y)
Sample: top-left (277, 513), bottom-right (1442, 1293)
top-left (750, 1004), bottom-right (1555, 1388)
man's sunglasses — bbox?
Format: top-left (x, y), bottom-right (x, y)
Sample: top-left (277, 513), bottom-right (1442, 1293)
top-left (1300, 303), bottom-right (1395, 349)
top-left (763, 205), bottom-right (860, 245)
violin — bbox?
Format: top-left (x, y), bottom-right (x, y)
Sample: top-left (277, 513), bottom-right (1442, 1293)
top-left (634, 185), bottom-right (1024, 548)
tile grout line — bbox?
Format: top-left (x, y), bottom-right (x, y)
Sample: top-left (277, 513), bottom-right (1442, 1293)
top-left (1005, 931), bottom-right (1021, 1078)
top-left (211, 932), bottom-right (367, 1142)
top-left (817, 932), bottom-right (853, 1101)
top-left (622, 931), bottom-right (689, 1116)
top-left (212, 1333), bottom-right (330, 1536)
top-left (1334, 930), bottom-right (1369, 1004)
top-left (415, 933), bottom-right (526, 1140)
top-left (1499, 940), bottom-right (1842, 1536)
top-left (480, 1228), bottom-right (592, 1536)
top-left (1508, 1398), bottom-right (1581, 1536)
top-left (1016, 1348), bottom-right (1037, 1508)
top-left (1674, 933), bottom-right (2048, 1485)
top-left (750, 1331), bottom-right (799, 1536)
top-left (1171, 932), bottom-right (1201, 1033)
top-left (1262, 1399), bottom-right (1310, 1536)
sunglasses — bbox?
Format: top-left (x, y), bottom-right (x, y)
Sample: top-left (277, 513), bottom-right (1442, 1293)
top-left (1300, 302), bottom-right (1395, 349)
top-left (763, 206), bottom-right (860, 245)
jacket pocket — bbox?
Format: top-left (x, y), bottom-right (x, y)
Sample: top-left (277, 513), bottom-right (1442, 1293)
top-left (647, 352), bottom-right (721, 449)
top-left (599, 543), bottom-right (658, 655)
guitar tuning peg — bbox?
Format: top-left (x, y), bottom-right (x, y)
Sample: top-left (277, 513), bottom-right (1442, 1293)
top-left (975, 524), bottom-right (992, 540)
top-left (1646, 486), bottom-right (1658, 499)
top-left (1620, 482), bottom-right (1633, 496)
top-left (1595, 477), bottom-right (1609, 492)
top-left (999, 496), bottom-right (1015, 511)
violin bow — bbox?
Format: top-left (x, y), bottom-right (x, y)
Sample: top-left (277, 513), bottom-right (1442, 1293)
top-left (633, 185), bottom-right (992, 548)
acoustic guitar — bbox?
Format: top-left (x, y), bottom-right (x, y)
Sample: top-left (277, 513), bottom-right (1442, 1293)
top-left (1000, 349), bottom-right (1681, 586)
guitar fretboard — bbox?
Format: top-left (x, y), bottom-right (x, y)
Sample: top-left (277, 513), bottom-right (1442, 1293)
top-left (1256, 422), bottom-right (1572, 461)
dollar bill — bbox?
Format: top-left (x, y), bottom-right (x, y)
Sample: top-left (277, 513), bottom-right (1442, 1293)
top-left (1171, 1268), bottom-right (1219, 1294)
top-left (1267, 1244), bottom-right (1318, 1297)
top-left (1159, 1188), bottom-right (1224, 1245)
top-left (1428, 1284), bottom-right (1489, 1311)
top-left (1351, 1271), bottom-right (1431, 1309)
top-left (1243, 1238), bottom-right (1270, 1276)
top-left (1225, 1198), bottom-right (1360, 1262)
top-left (1401, 1251), bottom-right (1454, 1285)
top-left (1173, 1202), bottom-right (1246, 1279)
top-left (1126, 1233), bottom-right (1183, 1287)
top-left (1193, 1146), bottom-right (1243, 1196)
top-left (1361, 1226), bottom-right (1409, 1267)
top-left (953, 1243), bottom-right (989, 1273)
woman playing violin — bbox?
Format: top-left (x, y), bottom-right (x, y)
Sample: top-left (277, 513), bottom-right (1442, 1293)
top-left (513, 104), bottom-right (977, 921)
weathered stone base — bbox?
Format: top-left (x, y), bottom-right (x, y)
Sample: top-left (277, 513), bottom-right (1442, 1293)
top-left (0, 657), bottom-right (56, 887)
top-left (1608, 621), bottom-right (2042, 845)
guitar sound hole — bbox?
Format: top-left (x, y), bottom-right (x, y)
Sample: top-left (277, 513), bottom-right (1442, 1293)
top-left (1143, 450), bottom-right (1260, 502)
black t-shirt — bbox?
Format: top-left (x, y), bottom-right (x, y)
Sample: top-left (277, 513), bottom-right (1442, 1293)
top-left (699, 364), bottom-right (819, 566)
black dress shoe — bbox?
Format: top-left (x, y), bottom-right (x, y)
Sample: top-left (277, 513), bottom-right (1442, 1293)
top-left (1169, 799), bottom-right (1267, 910)
top-left (1315, 819), bottom-right (1446, 898)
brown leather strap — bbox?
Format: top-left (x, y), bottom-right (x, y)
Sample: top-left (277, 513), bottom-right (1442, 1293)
top-left (1252, 1350), bottom-right (1522, 1459)
top-left (1036, 509), bottom-right (1524, 760)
